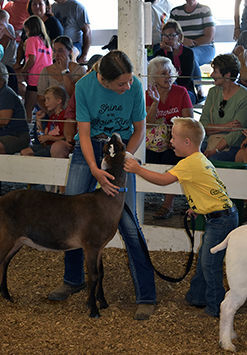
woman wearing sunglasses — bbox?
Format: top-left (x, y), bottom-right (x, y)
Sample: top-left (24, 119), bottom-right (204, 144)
top-left (200, 53), bottom-right (247, 162)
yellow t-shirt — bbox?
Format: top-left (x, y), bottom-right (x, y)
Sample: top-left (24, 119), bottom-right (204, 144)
top-left (169, 152), bottom-right (233, 214)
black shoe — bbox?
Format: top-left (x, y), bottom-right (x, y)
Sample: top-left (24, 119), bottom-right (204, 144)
top-left (134, 304), bottom-right (155, 320)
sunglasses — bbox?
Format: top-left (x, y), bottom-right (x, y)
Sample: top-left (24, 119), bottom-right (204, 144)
top-left (161, 33), bottom-right (178, 40)
top-left (218, 100), bottom-right (227, 118)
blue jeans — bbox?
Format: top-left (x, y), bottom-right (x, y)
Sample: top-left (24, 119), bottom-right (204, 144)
top-left (208, 147), bottom-right (239, 162)
top-left (201, 140), bottom-right (239, 162)
top-left (64, 141), bottom-right (156, 304)
top-left (241, 6), bottom-right (247, 31)
top-left (192, 44), bottom-right (215, 84)
top-left (186, 207), bottom-right (239, 316)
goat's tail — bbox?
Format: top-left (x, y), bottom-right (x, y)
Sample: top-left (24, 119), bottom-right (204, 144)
top-left (210, 234), bottom-right (231, 254)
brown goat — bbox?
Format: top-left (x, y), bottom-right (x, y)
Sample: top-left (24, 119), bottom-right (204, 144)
top-left (0, 133), bottom-right (127, 318)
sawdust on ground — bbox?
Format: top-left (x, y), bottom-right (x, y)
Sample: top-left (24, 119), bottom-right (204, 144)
top-left (0, 247), bottom-right (247, 354)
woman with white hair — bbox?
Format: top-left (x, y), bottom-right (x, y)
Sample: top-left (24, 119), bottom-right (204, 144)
top-left (146, 56), bottom-right (193, 218)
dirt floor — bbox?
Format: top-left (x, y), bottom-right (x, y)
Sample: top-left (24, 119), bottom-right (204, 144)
top-left (0, 183), bottom-right (247, 354)
top-left (0, 247), bottom-right (247, 355)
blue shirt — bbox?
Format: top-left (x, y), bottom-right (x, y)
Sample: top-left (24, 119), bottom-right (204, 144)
top-left (0, 84), bottom-right (29, 136)
top-left (52, 0), bottom-right (90, 44)
top-left (75, 71), bottom-right (146, 141)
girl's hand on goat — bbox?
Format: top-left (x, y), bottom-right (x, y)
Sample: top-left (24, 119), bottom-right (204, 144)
top-left (92, 167), bottom-right (120, 196)
top-left (124, 158), bottom-right (140, 174)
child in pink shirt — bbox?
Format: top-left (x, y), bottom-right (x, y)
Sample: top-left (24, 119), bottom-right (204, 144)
top-left (21, 15), bottom-right (53, 122)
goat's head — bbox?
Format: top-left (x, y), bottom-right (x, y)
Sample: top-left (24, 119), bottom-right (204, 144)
top-left (102, 133), bottom-right (126, 171)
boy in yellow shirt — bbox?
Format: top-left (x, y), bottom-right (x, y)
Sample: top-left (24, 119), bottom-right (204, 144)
top-left (124, 117), bottom-right (239, 317)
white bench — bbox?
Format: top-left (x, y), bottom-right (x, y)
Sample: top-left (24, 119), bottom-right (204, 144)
top-left (0, 157), bottom-right (246, 252)
top-left (0, 155), bottom-right (70, 186)
top-left (136, 164), bottom-right (247, 200)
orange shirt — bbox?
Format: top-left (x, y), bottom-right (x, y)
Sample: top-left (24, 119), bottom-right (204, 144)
top-left (4, 0), bottom-right (29, 31)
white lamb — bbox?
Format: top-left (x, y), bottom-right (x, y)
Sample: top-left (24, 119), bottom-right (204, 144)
top-left (210, 225), bottom-right (247, 352)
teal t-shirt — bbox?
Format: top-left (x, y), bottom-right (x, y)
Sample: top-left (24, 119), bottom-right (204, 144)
top-left (75, 71), bottom-right (146, 141)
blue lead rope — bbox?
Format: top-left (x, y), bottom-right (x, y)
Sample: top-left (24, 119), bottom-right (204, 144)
top-left (117, 187), bottom-right (128, 192)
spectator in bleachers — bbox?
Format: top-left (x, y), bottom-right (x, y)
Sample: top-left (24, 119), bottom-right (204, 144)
top-left (234, 0), bottom-right (247, 40)
top-left (0, 9), bottom-right (19, 94)
top-left (3, 0), bottom-right (29, 42)
top-left (27, 0), bottom-right (64, 40)
top-left (154, 19), bottom-right (197, 104)
top-left (146, 56), bottom-right (193, 219)
top-left (20, 15), bottom-right (53, 122)
top-left (233, 44), bottom-right (247, 87)
top-left (200, 54), bottom-right (247, 162)
top-left (0, 9), bottom-right (16, 67)
top-left (37, 35), bottom-right (86, 120)
top-left (52, 0), bottom-right (91, 64)
top-left (21, 85), bottom-right (66, 156)
top-left (170, 0), bottom-right (215, 102)
top-left (0, 42), bottom-right (18, 93)
top-left (145, 0), bottom-right (171, 59)
top-left (14, 0), bottom-right (63, 76)
top-left (234, 29), bottom-right (247, 50)
top-left (232, 23), bottom-right (247, 87)
top-left (50, 54), bottom-right (102, 161)
top-left (0, 62), bottom-right (30, 154)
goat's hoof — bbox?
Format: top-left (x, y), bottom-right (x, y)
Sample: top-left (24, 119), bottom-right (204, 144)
top-left (219, 340), bottom-right (236, 352)
top-left (5, 296), bottom-right (14, 303)
top-left (99, 300), bottom-right (109, 309)
top-left (89, 311), bottom-right (100, 318)
top-left (1, 291), bottom-right (13, 302)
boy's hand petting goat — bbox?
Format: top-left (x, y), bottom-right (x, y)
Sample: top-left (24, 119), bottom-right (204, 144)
top-left (0, 134), bottom-right (127, 318)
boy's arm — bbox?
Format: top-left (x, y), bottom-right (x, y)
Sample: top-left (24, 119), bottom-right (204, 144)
top-left (124, 158), bottom-right (178, 186)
